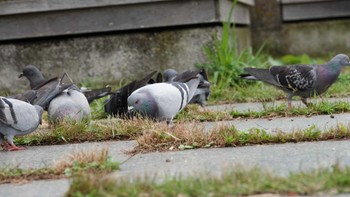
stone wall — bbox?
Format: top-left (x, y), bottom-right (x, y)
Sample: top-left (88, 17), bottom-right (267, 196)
top-left (0, 26), bottom-right (251, 94)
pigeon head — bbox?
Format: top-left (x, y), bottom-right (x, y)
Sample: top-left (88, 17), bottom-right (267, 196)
top-left (127, 92), bottom-right (158, 118)
top-left (19, 65), bottom-right (45, 89)
top-left (329, 54), bottom-right (350, 67)
top-left (163, 69), bottom-right (178, 82)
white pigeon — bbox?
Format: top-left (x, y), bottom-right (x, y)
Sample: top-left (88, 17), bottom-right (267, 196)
top-left (127, 77), bottom-right (200, 123)
top-left (0, 97), bottom-right (43, 151)
top-left (48, 86), bottom-right (91, 123)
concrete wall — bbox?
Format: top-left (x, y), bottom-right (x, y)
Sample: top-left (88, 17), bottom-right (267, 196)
top-left (251, 0), bottom-right (350, 56)
top-left (0, 0), bottom-right (253, 93)
top-left (0, 26), bottom-right (251, 94)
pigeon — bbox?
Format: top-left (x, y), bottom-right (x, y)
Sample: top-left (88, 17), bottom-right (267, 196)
top-left (0, 97), bottom-right (43, 151)
top-left (19, 65), bottom-right (111, 103)
top-left (104, 71), bottom-right (157, 117)
top-left (127, 77), bottom-right (200, 123)
top-left (16, 72), bottom-right (75, 110)
top-left (163, 68), bottom-right (211, 107)
top-left (19, 65), bottom-right (91, 122)
top-left (240, 54), bottom-right (350, 108)
top-left (48, 85), bottom-right (91, 123)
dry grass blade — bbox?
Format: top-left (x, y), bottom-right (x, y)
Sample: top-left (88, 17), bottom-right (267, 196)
top-left (54, 146), bottom-right (109, 172)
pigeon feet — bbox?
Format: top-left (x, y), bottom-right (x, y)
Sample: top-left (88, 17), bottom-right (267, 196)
top-left (5, 144), bottom-right (26, 151)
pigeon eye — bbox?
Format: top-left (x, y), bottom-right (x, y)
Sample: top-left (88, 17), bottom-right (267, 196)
top-left (135, 100), bottom-right (139, 104)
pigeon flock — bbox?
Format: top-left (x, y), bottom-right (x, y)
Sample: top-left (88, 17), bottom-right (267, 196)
top-left (0, 53), bottom-right (349, 151)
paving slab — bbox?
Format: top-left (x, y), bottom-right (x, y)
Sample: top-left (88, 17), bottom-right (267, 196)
top-left (2, 140), bottom-right (350, 196)
top-left (0, 179), bottom-right (69, 197)
top-left (117, 140), bottom-right (350, 179)
top-left (0, 140), bottom-right (137, 168)
top-left (208, 97), bottom-right (350, 112)
top-left (203, 113), bottom-right (350, 133)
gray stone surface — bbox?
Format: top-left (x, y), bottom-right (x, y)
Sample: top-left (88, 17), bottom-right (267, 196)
top-left (0, 140), bottom-right (137, 168)
top-left (2, 140), bottom-right (350, 197)
top-left (0, 179), bottom-right (69, 197)
top-left (207, 97), bottom-right (350, 113)
top-left (203, 112), bottom-right (349, 133)
top-left (0, 26), bottom-right (251, 94)
top-left (117, 140), bottom-right (350, 178)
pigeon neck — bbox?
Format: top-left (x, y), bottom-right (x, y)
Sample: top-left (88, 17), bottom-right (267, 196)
top-left (29, 75), bottom-right (45, 89)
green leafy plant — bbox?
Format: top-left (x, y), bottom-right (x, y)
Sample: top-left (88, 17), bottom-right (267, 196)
top-left (198, 3), bottom-right (266, 100)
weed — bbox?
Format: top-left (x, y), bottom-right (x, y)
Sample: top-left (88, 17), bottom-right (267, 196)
top-left (132, 123), bottom-right (350, 153)
top-left (66, 164), bottom-right (350, 196)
top-left (0, 147), bottom-right (119, 184)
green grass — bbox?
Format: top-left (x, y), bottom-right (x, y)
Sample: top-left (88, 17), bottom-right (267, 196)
top-left (134, 122), bottom-right (350, 153)
top-left (66, 164), bottom-right (350, 196)
top-left (0, 147), bottom-right (119, 184)
top-left (176, 101), bottom-right (350, 122)
top-left (14, 118), bottom-right (145, 146)
top-left (11, 108), bottom-right (350, 153)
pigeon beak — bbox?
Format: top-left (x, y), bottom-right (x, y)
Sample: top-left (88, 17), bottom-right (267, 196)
top-left (18, 73), bottom-right (24, 78)
top-left (128, 106), bottom-right (134, 111)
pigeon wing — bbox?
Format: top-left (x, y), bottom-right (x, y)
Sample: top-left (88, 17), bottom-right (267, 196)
top-left (0, 98), bottom-right (17, 125)
top-left (83, 87), bottom-right (112, 103)
top-left (270, 65), bottom-right (316, 92)
top-left (9, 90), bottom-right (38, 104)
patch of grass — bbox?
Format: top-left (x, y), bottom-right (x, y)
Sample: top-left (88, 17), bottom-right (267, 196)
top-left (89, 97), bottom-right (109, 120)
top-left (176, 101), bottom-right (350, 122)
top-left (11, 109), bottom-right (350, 154)
top-left (132, 123), bottom-right (350, 153)
top-left (14, 117), bottom-right (150, 146)
top-left (0, 147), bottom-right (119, 184)
top-left (197, 3), bottom-right (267, 101)
top-left (66, 164), bottom-right (350, 196)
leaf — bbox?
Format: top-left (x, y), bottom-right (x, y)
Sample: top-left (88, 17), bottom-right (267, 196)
top-left (178, 144), bottom-right (194, 150)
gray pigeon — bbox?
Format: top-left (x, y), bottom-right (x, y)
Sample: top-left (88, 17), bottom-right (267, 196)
top-left (15, 72), bottom-right (74, 110)
top-left (19, 65), bottom-right (111, 103)
top-left (127, 77), bottom-right (200, 123)
top-left (0, 97), bottom-right (43, 151)
top-left (163, 68), bottom-right (211, 107)
top-left (19, 65), bottom-right (91, 122)
top-left (48, 85), bottom-right (91, 123)
top-left (240, 54), bottom-right (350, 108)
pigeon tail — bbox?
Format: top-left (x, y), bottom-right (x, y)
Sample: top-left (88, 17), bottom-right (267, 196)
top-left (82, 87), bottom-right (112, 103)
top-left (242, 68), bottom-right (280, 86)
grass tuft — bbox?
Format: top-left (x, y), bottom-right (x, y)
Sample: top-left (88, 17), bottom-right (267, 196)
top-left (66, 164), bottom-right (350, 196)
top-left (131, 123), bottom-right (350, 153)
top-left (0, 147), bottom-right (119, 184)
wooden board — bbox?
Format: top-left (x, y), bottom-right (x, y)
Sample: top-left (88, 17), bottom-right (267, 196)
top-left (282, 0), bottom-right (350, 21)
top-left (0, 0), bottom-right (253, 41)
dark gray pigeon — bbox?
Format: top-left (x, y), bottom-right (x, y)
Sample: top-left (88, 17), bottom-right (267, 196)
top-left (163, 68), bottom-right (211, 107)
top-left (19, 65), bottom-right (111, 103)
top-left (127, 77), bottom-right (200, 124)
top-left (104, 71), bottom-right (157, 117)
top-left (240, 54), bottom-right (350, 108)
top-left (0, 97), bottom-right (43, 151)
top-left (16, 72), bottom-right (74, 110)
top-left (48, 85), bottom-right (91, 123)
top-left (19, 65), bottom-right (91, 122)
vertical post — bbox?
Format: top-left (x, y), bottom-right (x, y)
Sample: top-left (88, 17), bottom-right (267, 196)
top-left (250, 0), bottom-right (283, 55)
